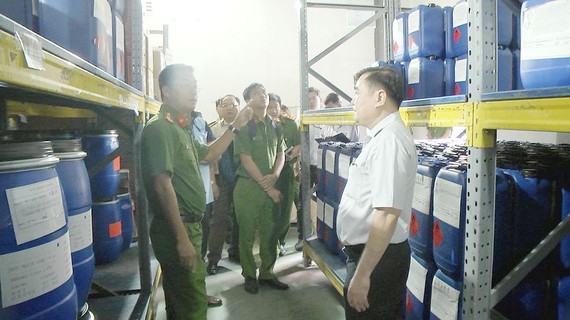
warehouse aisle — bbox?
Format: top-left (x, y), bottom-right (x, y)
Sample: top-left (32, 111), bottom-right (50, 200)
top-left (154, 227), bottom-right (346, 320)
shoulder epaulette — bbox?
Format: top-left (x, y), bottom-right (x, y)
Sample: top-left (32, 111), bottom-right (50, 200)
top-left (208, 119), bottom-right (219, 127)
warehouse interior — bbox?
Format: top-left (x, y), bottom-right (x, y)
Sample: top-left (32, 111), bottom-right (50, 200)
top-left (1, 0), bottom-right (570, 319)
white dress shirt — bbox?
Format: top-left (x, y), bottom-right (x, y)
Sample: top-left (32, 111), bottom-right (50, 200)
top-left (337, 112), bottom-right (417, 245)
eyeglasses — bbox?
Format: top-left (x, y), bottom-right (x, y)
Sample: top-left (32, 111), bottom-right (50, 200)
top-left (220, 104), bottom-right (239, 109)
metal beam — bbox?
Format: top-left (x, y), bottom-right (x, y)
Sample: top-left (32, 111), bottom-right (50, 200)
top-left (307, 2), bottom-right (385, 10)
top-left (308, 10), bottom-right (384, 67)
top-left (490, 215), bottom-right (570, 308)
top-left (308, 68), bottom-right (352, 102)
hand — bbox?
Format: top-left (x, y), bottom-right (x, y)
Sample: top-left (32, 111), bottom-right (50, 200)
top-left (212, 183), bottom-right (220, 200)
top-left (176, 238), bottom-right (198, 272)
top-left (259, 173), bottom-right (278, 190)
top-left (347, 274), bottom-right (370, 313)
top-left (266, 188), bottom-right (282, 203)
top-left (231, 106), bottom-right (253, 130)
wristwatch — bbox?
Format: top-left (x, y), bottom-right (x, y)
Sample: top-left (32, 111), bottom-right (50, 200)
top-left (228, 124), bottom-right (240, 135)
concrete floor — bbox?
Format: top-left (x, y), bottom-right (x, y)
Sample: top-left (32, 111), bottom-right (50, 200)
top-left (153, 227), bottom-right (346, 320)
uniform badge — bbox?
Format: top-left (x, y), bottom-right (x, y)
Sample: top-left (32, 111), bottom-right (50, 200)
top-left (177, 114), bottom-right (188, 127)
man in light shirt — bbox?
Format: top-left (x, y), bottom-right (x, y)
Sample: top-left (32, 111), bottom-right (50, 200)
top-left (337, 66), bottom-right (417, 319)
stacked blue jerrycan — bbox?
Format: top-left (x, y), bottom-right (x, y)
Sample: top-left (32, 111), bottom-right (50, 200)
top-left (0, 139), bottom-right (78, 319)
top-left (432, 163), bottom-right (467, 280)
top-left (520, 0), bottom-right (570, 88)
top-left (429, 270), bottom-right (462, 320)
top-left (392, 12), bottom-right (409, 62)
top-left (406, 4), bottom-right (445, 100)
top-left (50, 136), bottom-right (95, 314)
top-left (405, 252), bottom-right (437, 319)
top-left (446, 0), bottom-right (515, 94)
top-left (409, 160), bottom-right (445, 262)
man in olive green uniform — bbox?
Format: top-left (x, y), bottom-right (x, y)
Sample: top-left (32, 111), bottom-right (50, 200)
top-left (233, 83), bottom-right (289, 294)
top-left (141, 64), bottom-right (251, 319)
top-left (267, 93), bottom-right (301, 256)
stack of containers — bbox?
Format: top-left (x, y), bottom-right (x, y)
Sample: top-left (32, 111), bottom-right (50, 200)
top-left (315, 142), bottom-right (338, 254)
top-left (520, 0), bottom-right (570, 89)
top-left (406, 158), bottom-right (443, 319)
top-left (446, 0), bottom-right (515, 95)
top-left (49, 136), bottom-right (95, 316)
top-left (0, 139), bottom-right (78, 319)
top-left (405, 4), bottom-right (445, 100)
top-left (430, 162), bottom-right (467, 319)
top-left (110, 0), bottom-right (126, 80)
top-left (82, 130), bottom-right (123, 265)
top-left (39, 0), bottom-right (114, 75)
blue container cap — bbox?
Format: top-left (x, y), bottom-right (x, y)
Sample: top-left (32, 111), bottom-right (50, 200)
top-left (0, 139), bottom-right (54, 161)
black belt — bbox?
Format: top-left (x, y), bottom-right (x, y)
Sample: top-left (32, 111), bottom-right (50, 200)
top-left (180, 214), bottom-right (203, 224)
top-left (342, 244), bottom-right (365, 259)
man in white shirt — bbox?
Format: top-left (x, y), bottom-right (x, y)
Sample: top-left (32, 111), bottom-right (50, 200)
top-left (337, 66), bottom-right (417, 319)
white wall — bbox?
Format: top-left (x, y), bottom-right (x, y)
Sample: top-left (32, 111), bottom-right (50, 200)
top-left (149, 0), bottom-right (382, 121)
top-left (148, 0), bottom-right (464, 121)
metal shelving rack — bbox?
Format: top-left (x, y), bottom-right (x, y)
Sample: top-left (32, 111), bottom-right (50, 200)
top-left (0, 2), bottom-right (160, 318)
top-left (299, 1), bottom-right (570, 319)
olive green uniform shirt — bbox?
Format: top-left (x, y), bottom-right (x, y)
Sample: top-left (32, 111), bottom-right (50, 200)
top-left (279, 115), bottom-right (300, 166)
top-left (141, 104), bottom-right (209, 217)
top-left (234, 113), bottom-right (284, 178)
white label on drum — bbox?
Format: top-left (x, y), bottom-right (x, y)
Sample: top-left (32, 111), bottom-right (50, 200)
top-left (406, 257), bottom-right (428, 302)
top-left (68, 209), bottom-right (93, 253)
top-left (324, 202), bottom-right (335, 228)
top-left (433, 178), bottom-right (462, 229)
top-left (453, 2), bottom-right (469, 28)
top-left (408, 10), bottom-right (420, 33)
top-left (338, 153), bottom-right (351, 179)
top-left (522, 1), bottom-right (570, 60)
top-left (325, 149), bottom-right (336, 173)
top-left (412, 173), bottom-right (433, 215)
top-left (0, 232), bottom-right (73, 308)
top-left (455, 58), bottom-right (468, 82)
top-left (6, 177), bottom-right (66, 245)
top-left (408, 59), bottom-right (421, 84)
top-left (317, 198), bottom-right (324, 221)
top-left (393, 17), bottom-right (405, 55)
top-left (430, 276), bottom-right (460, 320)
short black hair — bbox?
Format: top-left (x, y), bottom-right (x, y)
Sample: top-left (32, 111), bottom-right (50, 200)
top-left (354, 66), bottom-right (404, 107)
top-left (268, 93), bottom-right (281, 106)
top-left (243, 83), bottom-right (265, 101)
top-left (158, 64), bottom-right (194, 98)
top-left (218, 94), bottom-right (241, 107)
top-left (324, 93), bottom-right (340, 105)
top-left (308, 87), bottom-right (320, 97)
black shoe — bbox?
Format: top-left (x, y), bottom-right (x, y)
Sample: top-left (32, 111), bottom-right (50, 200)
top-left (228, 254), bottom-right (241, 264)
top-left (294, 239), bottom-right (303, 251)
top-left (206, 263), bottom-right (217, 275)
top-left (244, 277), bottom-right (258, 294)
top-left (278, 245), bottom-right (287, 257)
top-left (259, 278), bottom-right (289, 290)
top-left (207, 295), bottom-right (222, 307)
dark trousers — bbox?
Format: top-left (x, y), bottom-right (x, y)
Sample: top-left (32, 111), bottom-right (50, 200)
top-left (200, 202), bottom-right (213, 259)
top-left (207, 181), bottom-right (239, 265)
top-left (343, 241), bottom-right (411, 320)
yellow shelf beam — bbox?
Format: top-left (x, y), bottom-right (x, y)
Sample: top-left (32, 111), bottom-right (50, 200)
top-left (301, 110), bottom-right (357, 126)
top-left (472, 97), bottom-right (570, 147)
top-left (0, 28), bottom-right (160, 114)
top-left (400, 102), bottom-right (471, 128)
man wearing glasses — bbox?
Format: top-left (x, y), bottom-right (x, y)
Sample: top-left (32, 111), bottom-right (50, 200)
top-left (206, 95), bottom-right (242, 275)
